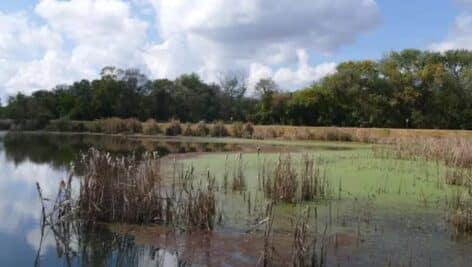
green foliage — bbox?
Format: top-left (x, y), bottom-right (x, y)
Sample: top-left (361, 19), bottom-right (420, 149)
top-left (4, 50), bottom-right (472, 130)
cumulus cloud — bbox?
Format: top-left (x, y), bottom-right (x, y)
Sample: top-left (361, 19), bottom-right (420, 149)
top-left (248, 49), bottom-right (337, 90)
top-left (430, 15), bottom-right (472, 51)
top-left (0, 0), bottom-right (380, 95)
top-left (147, 0), bottom-right (379, 85)
top-left (0, 0), bottom-right (148, 96)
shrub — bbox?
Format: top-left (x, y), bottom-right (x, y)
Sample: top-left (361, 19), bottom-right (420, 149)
top-left (165, 119), bottom-right (182, 136)
top-left (142, 119), bottom-right (161, 135)
top-left (210, 121), bottom-right (229, 137)
top-left (194, 121), bottom-right (209, 136)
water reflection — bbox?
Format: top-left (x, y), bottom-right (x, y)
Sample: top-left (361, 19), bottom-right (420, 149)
top-left (2, 133), bottom-right (248, 169)
top-left (33, 222), bottom-right (185, 267)
top-left (0, 133), bottom-right (255, 267)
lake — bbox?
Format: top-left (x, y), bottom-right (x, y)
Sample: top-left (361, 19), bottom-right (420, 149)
top-left (1, 132), bottom-right (472, 266)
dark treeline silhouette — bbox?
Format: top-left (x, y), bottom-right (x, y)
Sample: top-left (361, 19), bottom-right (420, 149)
top-left (2, 49), bottom-right (472, 129)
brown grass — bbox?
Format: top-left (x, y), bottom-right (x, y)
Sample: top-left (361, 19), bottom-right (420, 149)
top-left (40, 148), bottom-right (219, 229)
top-left (263, 154), bottom-right (329, 203)
top-left (165, 119), bottom-right (182, 136)
top-left (209, 121), bottom-right (229, 137)
top-left (142, 119), bottom-right (161, 135)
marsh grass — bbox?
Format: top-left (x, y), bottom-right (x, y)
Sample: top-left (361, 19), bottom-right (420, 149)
top-left (449, 190), bottom-right (472, 234)
top-left (263, 154), bottom-right (329, 203)
top-left (142, 119), bottom-right (161, 135)
top-left (210, 121), bottom-right (229, 137)
top-left (260, 205), bottom-right (327, 267)
top-left (41, 148), bottom-right (219, 230)
top-left (165, 119), bottom-right (182, 136)
top-left (232, 153), bottom-right (246, 191)
top-left (376, 137), bottom-right (472, 234)
top-left (194, 121), bottom-right (210, 136)
top-left (93, 118), bottom-right (143, 134)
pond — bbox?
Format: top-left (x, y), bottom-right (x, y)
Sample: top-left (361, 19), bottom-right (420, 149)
top-left (1, 132), bottom-right (472, 266)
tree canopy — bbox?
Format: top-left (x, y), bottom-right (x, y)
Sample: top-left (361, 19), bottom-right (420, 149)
top-left (3, 49), bottom-right (472, 129)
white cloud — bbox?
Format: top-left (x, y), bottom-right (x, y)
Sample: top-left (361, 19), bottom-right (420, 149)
top-left (0, 0), bottom-right (149, 95)
top-left (146, 0), bottom-right (379, 87)
top-left (0, 0), bottom-right (379, 95)
top-left (248, 49), bottom-right (337, 91)
top-left (430, 15), bottom-right (472, 51)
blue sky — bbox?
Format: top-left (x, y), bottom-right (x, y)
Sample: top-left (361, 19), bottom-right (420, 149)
top-left (0, 0), bottom-right (471, 97)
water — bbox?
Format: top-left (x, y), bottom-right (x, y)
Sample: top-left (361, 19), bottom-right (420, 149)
top-left (2, 132), bottom-right (472, 266)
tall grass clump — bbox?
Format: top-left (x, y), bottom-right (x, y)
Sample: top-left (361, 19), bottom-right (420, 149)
top-left (300, 155), bottom-right (327, 201)
top-left (449, 190), bottom-right (472, 234)
top-left (232, 153), bottom-right (246, 191)
top-left (165, 119), bottom-right (182, 136)
top-left (210, 121), bottom-right (229, 137)
top-left (67, 148), bottom-right (218, 229)
top-left (263, 154), bottom-right (328, 203)
top-left (264, 155), bottom-right (298, 202)
top-left (194, 121), bottom-right (210, 136)
top-left (78, 148), bottom-right (163, 223)
top-left (243, 122), bottom-right (255, 138)
top-left (231, 122), bottom-right (244, 138)
top-left (142, 119), bottom-right (161, 135)
top-left (93, 118), bottom-right (142, 134)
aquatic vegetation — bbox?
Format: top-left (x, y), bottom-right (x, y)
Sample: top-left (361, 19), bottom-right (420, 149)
top-left (39, 148), bottom-right (219, 230)
top-left (263, 154), bottom-right (329, 203)
top-left (232, 153), bottom-right (246, 191)
top-left (449, 190), bottom-right (472, 233)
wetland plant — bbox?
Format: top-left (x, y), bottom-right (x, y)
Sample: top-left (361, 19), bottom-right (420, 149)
top-left (210, 121), bottom-right (229, 137)
top-left (41, 148), bottom-right (219, 230)
top-left (449, 190), bottom-right (472, 233)
top-left (142, 119), bottom-right (161, 135)
top-left (232, 153), bottom-right (246, 191)
top-left (165, 119), bottom-right (182, 136)
top-left (194, 120), bottom-right (210, 136)
top-left (263, 154), bottom-right (329, 203)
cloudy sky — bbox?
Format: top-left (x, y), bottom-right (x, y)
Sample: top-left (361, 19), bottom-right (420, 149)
top-left (0, 0), bottom-right (471, 98)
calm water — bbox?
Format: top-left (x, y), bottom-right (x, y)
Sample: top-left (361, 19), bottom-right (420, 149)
top-left (0, 132), bottom-right (266, 267)
top-left (2, 132), bottom-right (472, 267)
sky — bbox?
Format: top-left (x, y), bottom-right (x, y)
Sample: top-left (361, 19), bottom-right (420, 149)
top-left (1, 0), bottom-right (472, 100)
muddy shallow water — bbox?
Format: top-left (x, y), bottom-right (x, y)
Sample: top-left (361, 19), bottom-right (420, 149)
top-left (1, 132), bottom-right (472, 266)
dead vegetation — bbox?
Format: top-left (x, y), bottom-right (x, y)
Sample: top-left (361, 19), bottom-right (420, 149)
top-left (263, 154), bottom-right (329, 203)
top-left (39, 148), bottom-right (219, 230)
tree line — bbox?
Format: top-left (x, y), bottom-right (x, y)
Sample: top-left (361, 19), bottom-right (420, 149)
top-left (1, 49), bottom-right (472, 129)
